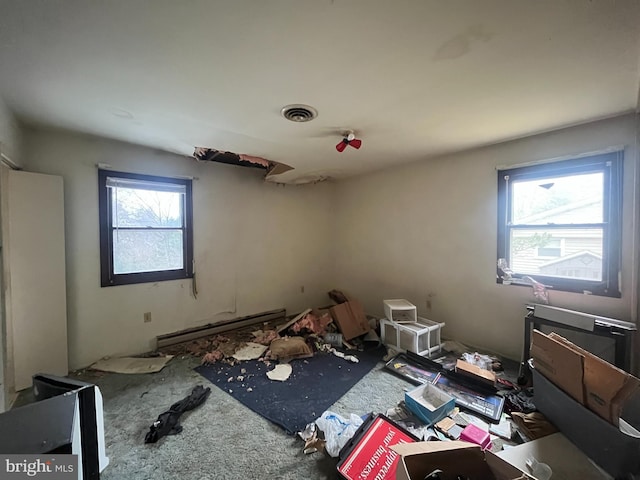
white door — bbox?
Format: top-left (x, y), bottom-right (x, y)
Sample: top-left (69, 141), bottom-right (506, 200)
top-left (2, 169), bottom-right (68, 392)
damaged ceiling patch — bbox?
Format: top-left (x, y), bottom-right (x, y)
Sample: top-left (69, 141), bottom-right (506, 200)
top-left (193, 147), bottom-right (293, 180)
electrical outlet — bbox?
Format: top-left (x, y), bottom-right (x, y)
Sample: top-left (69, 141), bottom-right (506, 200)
top-left (144, 312), bottom-right (152, 323)
top-left (300, 285), bottom-right (305, 293)
top-left (426, 300), bottom-right (432, 310)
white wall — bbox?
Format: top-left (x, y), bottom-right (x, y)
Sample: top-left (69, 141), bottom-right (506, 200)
top-left (333, 114), bottom-right (639, 361)
top-left (23, 128), bottom-right (336, 369)
top-left (0, 97), bottom-right (22, 410)
top-left (0, 98), bottom-right (22, 167)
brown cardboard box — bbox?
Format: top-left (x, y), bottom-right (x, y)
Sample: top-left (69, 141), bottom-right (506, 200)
top-left (530, 329), bottom-right (585, 404)
top-left (455, 359), bottom-right (496, 387)
top-left (391, 441), bottom-right (526, 480)
top-left (548, 332), bottom-right (640, 424)
top-left (329, 300), bottom-right (370, 340)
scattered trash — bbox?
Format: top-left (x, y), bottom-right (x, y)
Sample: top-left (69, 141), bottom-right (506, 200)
top-left (253, 329), bottom-right (279, 345)
top-left (324, 332), bottom-right (343, 347)
top-left (291, 311), bottom-right (333, 335)
top-left (525, 276), bottom-right (550, 304)
top-left (297, 422), bottom-right (326, 454)
top-left (277, 309), bottom-right (312, 334)
top-left (266, 364), bottom-right (293, 382)
top-left (330, 348), bottom-right (359, 363)
top-left (511, 411), bottom-right (557, 440)
top-left (269, 336), bottom-right (313, 360)
top-left (201, 350), bottom-right (224, 365)
top-left (461, 352), bottom-right (493, 371)
top-left (144, 385), bottom-right (211, 443)
top-left (315, 411), bottom-right (364, 457)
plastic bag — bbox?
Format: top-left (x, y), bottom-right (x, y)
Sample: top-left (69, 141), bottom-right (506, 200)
top-left (315, 411), bottom-right (364, 457)
top-left (462, 352), bottom-right (493, 371)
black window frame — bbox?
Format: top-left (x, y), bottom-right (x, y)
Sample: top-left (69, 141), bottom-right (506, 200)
top-left (99, 169), bottom-right (194, 287)
top-left (497, 151), bottom-right (622, 298)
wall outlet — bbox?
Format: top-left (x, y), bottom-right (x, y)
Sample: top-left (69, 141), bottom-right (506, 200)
top-left (300, 285), bottom-right (305, 293)
top-left (144, 312), bottom-right (152, 323)
top-left (426, 300), bottom-right (432, 310)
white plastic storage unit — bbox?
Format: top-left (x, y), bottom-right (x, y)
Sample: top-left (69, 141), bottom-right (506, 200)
top-left (383, 299), bottom-right (417, 323)
top-left (381, 300), bottom-right (444, 357)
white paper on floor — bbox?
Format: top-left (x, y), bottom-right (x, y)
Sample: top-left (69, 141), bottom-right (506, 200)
top-left (266, 363), bottom-right (293, 381)
top-left (90, 355), bottom-right (173, 374)
top-left (232, 342), bottom-right (268, 361)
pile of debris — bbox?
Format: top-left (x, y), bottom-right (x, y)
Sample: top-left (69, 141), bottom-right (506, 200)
top-left (159, 290), bottom-right (376, 371)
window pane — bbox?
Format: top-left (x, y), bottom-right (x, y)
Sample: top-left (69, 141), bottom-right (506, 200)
top-left (511, 172), bottom-right (603, 225)
top-left (111, 187), bottom-right (183, 228)
top-left (510, 228), bottom-right (603, 280)
top-left (113, 230), bottom-right (184, 274)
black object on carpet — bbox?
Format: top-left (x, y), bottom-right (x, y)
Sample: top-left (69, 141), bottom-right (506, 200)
top-left (195, 346), bottom-right (385, 434)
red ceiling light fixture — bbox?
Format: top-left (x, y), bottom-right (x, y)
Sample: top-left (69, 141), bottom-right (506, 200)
top-left (336, 130), bottom-right (362, 152)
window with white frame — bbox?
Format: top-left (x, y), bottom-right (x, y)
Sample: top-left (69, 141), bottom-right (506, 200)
top-left (497, 152), bottom-right (622, 297)
top-left (99, 169), bottom-right (193, 286)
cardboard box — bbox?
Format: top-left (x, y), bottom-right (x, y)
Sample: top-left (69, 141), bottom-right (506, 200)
top-left (329, 300), bottom-right (371, 340)
top-left (404, 383), bottom-right (456, 426)
top-left (530, 329), bottom-right (585, 404)
top-left (455, 359), bottom-right (496, 387)
top-left (532, 364), bottom-right (640, 478)
top-left (532, 329), bottom-right (640, 425)
top-left (391, 441), bottom-right (526, 480)
top-left (548, 332), bottom-right (640, 424)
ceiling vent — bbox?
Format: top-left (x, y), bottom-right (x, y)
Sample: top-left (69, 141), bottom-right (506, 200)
top-left (281, 104), bottom-right (318, 122)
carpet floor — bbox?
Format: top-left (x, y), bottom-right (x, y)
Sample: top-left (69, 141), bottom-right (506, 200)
top-left (68, 353), bottom-right (411, 480)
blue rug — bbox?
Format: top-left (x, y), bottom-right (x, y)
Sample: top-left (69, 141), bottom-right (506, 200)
top-left (195, 346), bottom-right (385, 434)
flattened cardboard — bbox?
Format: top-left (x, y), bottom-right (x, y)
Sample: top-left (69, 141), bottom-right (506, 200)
top-left (330, 300), bottom-right (370, 340)
top-left (549, 332), bottom-right (640, 424)
top-left (530, 329), bottom-right (585, 404)
top-left (455, 359), bottom-right (496, 387)
top-left (391, 441), bottom-right (525, 480)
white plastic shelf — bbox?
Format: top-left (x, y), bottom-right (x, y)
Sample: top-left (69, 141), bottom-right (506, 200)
top-left (380, 316), bottom-right (445, 357)
top-left (383, 299), bottom-right (417, 324)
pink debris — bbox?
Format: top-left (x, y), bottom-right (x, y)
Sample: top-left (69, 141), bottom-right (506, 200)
top-left (254, 330), bottom-right (279, 345)
top-left (186, 338), bottom-right (211, 355)
top-left (238, 154), bottom-right (272, 168)
top-left (291, 312), bottom-right (333, 335)
top-left (201, 350), bottom-right (224, 365)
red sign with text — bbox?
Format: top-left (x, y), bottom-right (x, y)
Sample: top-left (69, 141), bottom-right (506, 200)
top-left (338, 416), bottom-right (417, 480)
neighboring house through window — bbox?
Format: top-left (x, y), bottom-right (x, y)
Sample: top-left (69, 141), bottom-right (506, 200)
top-left (98, 169), bottom-right (194, 286)
top-left (497, 151), bottom-right (622, 297)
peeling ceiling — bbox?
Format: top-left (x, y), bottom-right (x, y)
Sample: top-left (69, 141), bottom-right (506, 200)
top-left (1, 0), bottom-right (639, 183)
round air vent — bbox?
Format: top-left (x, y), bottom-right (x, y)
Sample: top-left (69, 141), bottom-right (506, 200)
top-left (281, 104), bottom-right (318, 122)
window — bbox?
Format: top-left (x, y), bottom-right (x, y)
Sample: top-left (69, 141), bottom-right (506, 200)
top-left (497, 152), bottom-right (622, 297)
top-left (537, 238), bottom-right (562, 258)
top-left (99, 169), bottom-right (193, 287)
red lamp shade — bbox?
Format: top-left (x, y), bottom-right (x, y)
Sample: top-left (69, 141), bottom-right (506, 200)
top-left (336, 140), bottom-right (348, 152)
top-left (349, 138), bottom-right (362, 149)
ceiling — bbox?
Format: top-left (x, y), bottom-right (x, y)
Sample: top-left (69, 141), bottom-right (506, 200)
top-left (1, 1), bottom-right (639, 184)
